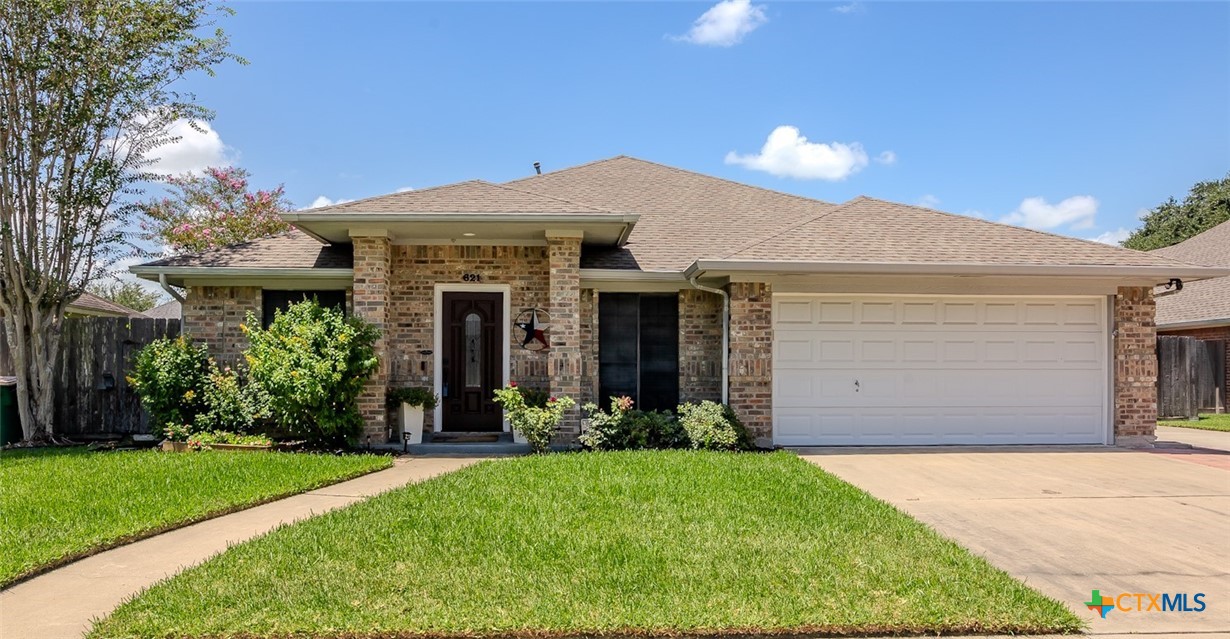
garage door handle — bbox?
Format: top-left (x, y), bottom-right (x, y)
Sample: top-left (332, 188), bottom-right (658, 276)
top-left (854, 379), bottom-right (860, 392)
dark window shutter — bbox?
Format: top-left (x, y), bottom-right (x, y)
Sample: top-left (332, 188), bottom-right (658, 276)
top-left (261, 290), bottom-right (347, 328)
top-left (598, 293), bottom-right (639, 404)
top-left (637, 294), bottom-right (679, 411)
top-left (597, 292), bottom-right (680, 412)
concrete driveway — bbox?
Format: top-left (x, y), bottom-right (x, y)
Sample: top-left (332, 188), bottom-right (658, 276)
top-left (800, 443), bottom-right (1230, 636)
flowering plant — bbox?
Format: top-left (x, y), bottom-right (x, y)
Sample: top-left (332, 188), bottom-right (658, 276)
top-left (492, 383), bottom-right (574, 453)
top-left (137, 166), bottom-right (292, 254)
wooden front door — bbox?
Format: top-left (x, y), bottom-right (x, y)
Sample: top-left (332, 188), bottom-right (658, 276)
top-left (442, 292), bottom-right (503, 431)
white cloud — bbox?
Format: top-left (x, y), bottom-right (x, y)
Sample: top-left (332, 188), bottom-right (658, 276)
top-left (916, 194), bottom-right (941, 209)
top-left (831, 2), bottom-right (865, 14)
top-left (145, 119), bottom-right (232, 176)
top-left (875, 150), bottom-right (897, 165)
top-left (725, 125), bottom-right (870, 181)
top-left (307, 195), bottom-right (354, 210)
top-left (1088, 228), bottom-right (1131, 246)
top-left (396, 186), bottom-right (415, 193)
top-left (1000, 195), bottom-right (1099, 230)
top-left (673, 0), bottom-right (767, 47)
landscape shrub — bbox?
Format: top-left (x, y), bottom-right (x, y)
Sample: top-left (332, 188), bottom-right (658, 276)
top-left (580, 396), bottom-right (687, 451)
top-left (185, 430), bottom-right (274, 451)
top-left (194, 366), bottom-right (270, 433)
top-left (676, 400), bottom-right (752, 451)
top-left (492, 383), bottom-right (574, 453)
top-left (128, 336), bottom-right (211, 431)
top-left (243, 300), bottom-right (380, 447)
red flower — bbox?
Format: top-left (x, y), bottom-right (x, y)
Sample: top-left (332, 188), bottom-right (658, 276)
top-left (549, 396), bottom-right (557, 403)
top-left (509, 381), bottom-right (518, 388)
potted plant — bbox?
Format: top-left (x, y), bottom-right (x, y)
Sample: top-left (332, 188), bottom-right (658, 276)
top-left (492, 382), bottom-right (575, 453)
top-left (387, 387), bottom-right (438, 445)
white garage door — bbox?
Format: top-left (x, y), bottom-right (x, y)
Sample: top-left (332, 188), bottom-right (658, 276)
top-left (773, 295), bottom-right (1109, 446)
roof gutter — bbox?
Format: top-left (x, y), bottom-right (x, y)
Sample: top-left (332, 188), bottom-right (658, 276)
top-left (281, 212), bottom-right (640, 225)
top-left (159, 273), bottom-right (185, 304)
top-left (683, 260), bottom-right (1230, 280)
top-left (1156, 318), bottom-right (1230, 331)
top-left (131, 266), bottom-right (355, 282)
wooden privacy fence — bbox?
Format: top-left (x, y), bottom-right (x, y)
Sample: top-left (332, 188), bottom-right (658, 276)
top-left (0, 317), bottom-right (180, 437)
top-left (1157, 336), bottom-right (1227, 419)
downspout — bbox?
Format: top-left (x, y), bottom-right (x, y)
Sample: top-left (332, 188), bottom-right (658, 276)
top-left (688, 276), bottom-right (729, 405)
top-left (158, 273), bottom-right (186, 304)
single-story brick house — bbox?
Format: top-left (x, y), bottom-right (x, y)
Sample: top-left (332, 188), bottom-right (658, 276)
top-left (131, 157), bottom-right (1229, 447)
top-left (1152, 220), bottom-right (1230, 406)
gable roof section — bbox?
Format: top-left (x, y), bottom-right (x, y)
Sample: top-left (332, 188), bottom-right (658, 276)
top-left (507, 156), bottom-right (835, 270)
top-left (137, 230), bottom-right (352, 270)
top-left (306, 179), bottom-right (615, 215)
top-left (1151, 221), bottom-right (1230, 327)
top-left (725, 196), bottom-right (1193, 267)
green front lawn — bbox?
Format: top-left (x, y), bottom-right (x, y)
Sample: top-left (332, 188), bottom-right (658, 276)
top-left (91, 451), bottom-right (1081, 638)
top-left (1160, 413), bottom-right (1230, 432)
top-left (0, 447), bottom-right (390, 587)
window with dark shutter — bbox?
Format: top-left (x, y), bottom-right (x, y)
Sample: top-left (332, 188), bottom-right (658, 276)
top-left (261, 290), bottom-right (347, 328)
top-left (597, 292), bottom-right (680, 412)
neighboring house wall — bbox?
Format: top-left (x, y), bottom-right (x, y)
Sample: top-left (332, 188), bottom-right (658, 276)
top-left (1157, 324), bottom-right (1230, 410)
top-left (1114, 286), bottom-right (1158, 445)
top-left (679, 289), bottom-right (724, 404)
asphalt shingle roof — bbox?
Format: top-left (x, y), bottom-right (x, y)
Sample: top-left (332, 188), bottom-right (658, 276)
top-left (68, 292), bottom-right (146, 317)
top-left (306, 180), bottom-right (615, 215)
top-left (1151, 220), bottom-right (1230, 326)
top-left (139, 230), bottom-right (352, 269)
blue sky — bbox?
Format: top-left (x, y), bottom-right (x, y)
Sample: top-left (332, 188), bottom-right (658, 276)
top-left (156, 0), bottom-right (1230, 246)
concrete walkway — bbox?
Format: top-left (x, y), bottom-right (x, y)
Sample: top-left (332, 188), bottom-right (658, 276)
top-left (0, 456), bottom-right (484, 639)
top-left (1158, 424), bottom-right (1230, 452)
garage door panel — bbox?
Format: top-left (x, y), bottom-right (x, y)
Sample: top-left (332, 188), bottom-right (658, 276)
top-left (772, 295), bottom-right (1108, 446)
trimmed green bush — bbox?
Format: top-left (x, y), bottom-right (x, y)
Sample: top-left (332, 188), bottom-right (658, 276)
top-left (580, 396), bottom-right (687, 451)
top-left (128, 336), bottom-right (211, 431)
top-left (195, 366), bottom-right (269, 433)
top-left (243, 300), bottom-right (379, 447)
top-left (676, 401), bottom-right (752, 451)
top-left (492, 383), bottom-right (574, 453)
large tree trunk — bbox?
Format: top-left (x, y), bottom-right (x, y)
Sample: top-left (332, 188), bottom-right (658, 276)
top-left (2, 297), bottom-right (61, 442)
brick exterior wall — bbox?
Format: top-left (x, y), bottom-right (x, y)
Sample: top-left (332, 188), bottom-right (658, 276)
top-left (579, 288), bottom-right (599, 405)
top-left (1114, 286), bottom-right (1158, 446)
top-left (386, 245), bottom-right (553, 435)
top-left (181, 286), bottom-right (261, 365)
top-left (728, 282), bottom-right (773, 446)
top-left (352, 235), bottom-right (392, 443)
top-left (547, 235), bottom-right (583, 439)
top-left (679, 289), bottom-right (724, 404)
top-left (1158, 324), bottom-right (1230, 410)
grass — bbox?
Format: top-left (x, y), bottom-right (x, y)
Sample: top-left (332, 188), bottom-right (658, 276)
top-left (90, 451), bottom-right (1081, 638)
top-left (0, 447), bottom-right (391, 587)
top-left (1159, 413), bottom-right (1230, 432)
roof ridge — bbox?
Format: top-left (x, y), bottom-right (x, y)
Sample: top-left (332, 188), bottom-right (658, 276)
top-left (507, 155), bottom-right (838, 208)
top-left (854, 195), bottom-right (1208, 269)
top-left (719, 197), bottom-right (863, 260)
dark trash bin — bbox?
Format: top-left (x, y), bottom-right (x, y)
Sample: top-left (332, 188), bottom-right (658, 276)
top-left (1, 376), bottom-right (22, 446)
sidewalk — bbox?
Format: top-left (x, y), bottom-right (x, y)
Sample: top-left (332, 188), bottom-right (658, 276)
top-left (1157, 424), bottom-right (1230, 452)
top-left (0, 456), bottom-right (484, 639)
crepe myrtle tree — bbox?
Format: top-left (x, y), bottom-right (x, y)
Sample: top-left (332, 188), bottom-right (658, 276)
top-left (0, 0), bottom-right (240, 441)
top-left (137, 166), bottom-right (292, 256)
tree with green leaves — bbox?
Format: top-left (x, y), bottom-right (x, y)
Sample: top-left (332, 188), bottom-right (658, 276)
top-left (137, 166), bottom-right (292, 255)
top-left (87, 280), bottom-right (165, 313)
top-left (1123, 174), bottom-right (1230, 251)
top-left (0, 0), bottom-right (240, 442)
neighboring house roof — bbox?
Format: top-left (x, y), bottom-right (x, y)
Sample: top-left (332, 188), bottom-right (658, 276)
top-left (1151, 220), bottom-right (1230, 328)
top-left (67, 292), bottom-right (146, 318)
top-left (306, 180), bottom-right (616, 215)
top-left (144, 299), bottom-right (182, 320)
top-left (137, 230), bottom-right (353, 270)
top-left (130, 155), bottom-right (1227, 282)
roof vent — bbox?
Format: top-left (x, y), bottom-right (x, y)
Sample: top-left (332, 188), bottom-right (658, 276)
top-left (533, 161), bottom-right (542, 175)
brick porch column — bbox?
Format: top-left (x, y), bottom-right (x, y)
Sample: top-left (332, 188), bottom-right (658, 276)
top-left (1114, 286), bottom-right (1158, 447)
top-left (728, 282), bottom-right (773, 447)
top-left (547, 232), bottom-right (583, 440)
top-left (352, 234), bottom-right (391, 444)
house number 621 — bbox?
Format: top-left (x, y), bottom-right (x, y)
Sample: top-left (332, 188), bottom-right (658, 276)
top-left (462, 273), bottom-right (482, 282)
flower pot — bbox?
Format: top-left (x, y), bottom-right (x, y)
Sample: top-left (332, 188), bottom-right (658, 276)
top-left (400, 403), bottom-right (425, 444)
top-left (512, 427), bottom-right (527, 444)
top-left (161, 440), bottom-right (190, 452)
top-left (208, 443), bottom-right (272, 452)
